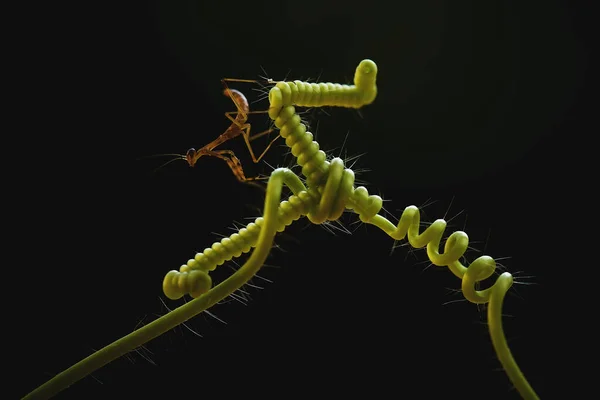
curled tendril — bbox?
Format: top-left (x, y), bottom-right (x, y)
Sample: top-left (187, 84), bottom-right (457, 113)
top-left (23, 59), bottom-right (538, 400)
top-left (161, 59), bottom-right (537, 400)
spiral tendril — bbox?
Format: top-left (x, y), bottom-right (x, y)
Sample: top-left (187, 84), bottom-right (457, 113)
top-left (19, 59), bottom-right (537, 400)
top-left (161, 59), bottom-right (537, 400)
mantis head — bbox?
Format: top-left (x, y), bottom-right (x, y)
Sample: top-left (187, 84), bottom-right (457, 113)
top-left (185, 147), bottom-right (199, 167)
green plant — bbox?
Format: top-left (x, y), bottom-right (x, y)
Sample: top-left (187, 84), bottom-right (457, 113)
top-left (23, 59), bottom-right (538, 400)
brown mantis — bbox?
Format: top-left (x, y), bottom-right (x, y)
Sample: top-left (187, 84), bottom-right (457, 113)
top-left (143, 78), bottom-right (279, 186)
top-left (183, 79), bottom-right (279, 184)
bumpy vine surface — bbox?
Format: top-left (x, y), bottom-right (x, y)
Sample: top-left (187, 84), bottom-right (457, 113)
top-left (23, 60), bottom-right (537, 400)
top-left (162, 59), bottom-right (537, 400)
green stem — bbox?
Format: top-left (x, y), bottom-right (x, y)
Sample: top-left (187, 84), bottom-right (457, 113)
top-left (23, 169), bottom-right (287, 400)
top-left (488, 273), bottom-right (539, 400)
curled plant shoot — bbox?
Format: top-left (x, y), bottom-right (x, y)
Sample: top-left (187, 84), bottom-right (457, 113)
top-left (23, 60), bottom-right (538, 400)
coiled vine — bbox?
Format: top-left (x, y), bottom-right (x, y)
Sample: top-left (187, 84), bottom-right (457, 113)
top-left (23, 59), bottom-right (538, 400)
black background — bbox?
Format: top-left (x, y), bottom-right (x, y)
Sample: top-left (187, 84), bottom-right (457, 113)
top-left (17, 1), bottom-right (591, 399)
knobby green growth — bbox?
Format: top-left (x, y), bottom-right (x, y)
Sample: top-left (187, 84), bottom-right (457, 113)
top-left (23, 60), bottom-right (538, 400)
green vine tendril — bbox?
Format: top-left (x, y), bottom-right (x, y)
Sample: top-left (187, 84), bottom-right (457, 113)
top-left (23, 60), bottom-right (538, 400)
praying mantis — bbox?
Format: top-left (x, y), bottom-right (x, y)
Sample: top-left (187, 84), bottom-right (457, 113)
top-left (154, 79), bottom-right (280, 184)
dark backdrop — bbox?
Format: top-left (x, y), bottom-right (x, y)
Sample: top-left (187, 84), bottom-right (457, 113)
top-left (18, 1), bottom-right (590, 399)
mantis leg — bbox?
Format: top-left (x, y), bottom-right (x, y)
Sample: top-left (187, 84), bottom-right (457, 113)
top-left (223, 110), bottom-right (280, 164)
top-left (211, 150), bottom-right (267, 189)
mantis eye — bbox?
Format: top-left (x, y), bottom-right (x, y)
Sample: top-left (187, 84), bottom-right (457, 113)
top-left (185, 148), bottom-right (196, 166)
